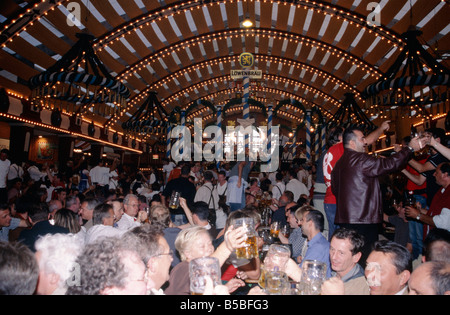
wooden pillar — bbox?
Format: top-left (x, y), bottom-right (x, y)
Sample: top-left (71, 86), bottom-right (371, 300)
top-left (9, 123), bottom-right (34, 163)
top-left (58, 135), bottom-right (76, 167)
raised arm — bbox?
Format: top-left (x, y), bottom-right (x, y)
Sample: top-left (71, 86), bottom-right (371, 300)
top-left (236, 161), bottom-right (246, 188)
top-left (429, 137), bottom-right (450, 160)
top-left (401, 169), bottom-right (426, 186)
top-left (211, 226), bottom-right (247, 266)
top-left (408, 159), bottom-right (436, 174)
top-left (365, 120), bottom-right (390, 146)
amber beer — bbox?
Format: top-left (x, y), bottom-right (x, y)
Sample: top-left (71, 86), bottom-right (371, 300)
top-left (258, 267), bottom-right (267, 288)
top-left (270, 221), bottom-right (281, 238)
top-left (169, 191), bottom-right (180, 209)
top-left (236, 235), bottom-right (258, 260)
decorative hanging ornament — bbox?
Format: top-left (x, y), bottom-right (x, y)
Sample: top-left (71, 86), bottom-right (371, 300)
top-left (362, 28), bottom-right (449, 112)
top-left (328, 93), bottom-right (377, 133)
top-left (28, 33), bottom-right (130, 118)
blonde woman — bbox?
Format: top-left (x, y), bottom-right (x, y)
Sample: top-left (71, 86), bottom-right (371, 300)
top-left (164, 225), bottom-right (246, 295)
top-left (53, 208), bottom-right (81, 234)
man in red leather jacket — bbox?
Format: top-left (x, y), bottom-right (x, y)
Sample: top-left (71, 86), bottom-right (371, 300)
top-left (331, 127), bottom-right (421, 265)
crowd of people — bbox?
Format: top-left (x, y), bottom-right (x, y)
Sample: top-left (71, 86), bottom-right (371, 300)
top-left (0, 120), bottom-right (449, 295)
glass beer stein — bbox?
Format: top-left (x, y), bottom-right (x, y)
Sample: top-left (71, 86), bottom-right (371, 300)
top-left (233, 218), bottom-right (258, 260)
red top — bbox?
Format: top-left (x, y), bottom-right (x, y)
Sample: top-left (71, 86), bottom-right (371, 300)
top-left (221, 263), bottom-right (237, 281)
top-left (323, 142), bottom-right (344, 204)
top-left (168, 168), bottom-right (181, 182)
top-left (405, 156), bottom-right (428, 193)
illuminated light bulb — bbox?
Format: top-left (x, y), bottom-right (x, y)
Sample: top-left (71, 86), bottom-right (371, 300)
top-left (242, 18), bottom-right (254, 28)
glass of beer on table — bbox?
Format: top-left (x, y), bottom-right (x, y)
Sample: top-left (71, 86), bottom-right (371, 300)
top-left (259, 244), bottom-right (291, 288)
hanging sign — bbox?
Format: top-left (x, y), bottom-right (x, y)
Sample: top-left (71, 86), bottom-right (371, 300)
top-left (231, 69), bottom-right (263, 80)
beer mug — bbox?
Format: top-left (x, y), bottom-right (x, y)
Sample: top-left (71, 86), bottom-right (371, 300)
top-left (280, 224), bottom-right (291, 238)
top-left (264, 244), bottom-right (291, 272)
top-left (264, 271), bottom-right (290, 295)
top-left (168, 191), bottom-right (181, 209)
top-left (189, 257), bottom-right (221, 295)
top-left (270, 221), bottom-right (281, 238)
top-left (259, 244), bottom-right (291, 288)
top-left (300, 260), bottom-right (327, 295)
top-left (233, 218), bottom-right (258, 260)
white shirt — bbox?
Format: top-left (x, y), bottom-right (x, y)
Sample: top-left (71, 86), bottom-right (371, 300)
top-left (147, 173), bottom-right (156, 185)
top-left (272, 182), bottom-right (286, 201)
top-left (90, 166), bottom-right (110, 186)
top-left (0, 159), bottom-right (10, 188)
top-left (109, 170), bottom-right (119, 189)
top-left (282, 151), bottom-right (293, 162)
top-left (116, 213), bottom-right (141, 231)
top-left (8, 163), bottom-right (23, 181)
top-left (268, 172), bottom-right (277, 185)
top-left (163, 162), bottom-right (175, 182)
top-left (433, 208), bottom-right (450, 231)
top-left (297, 169), bottom-right (309, 184)
top-left (286, 178), bottom-right (309, 201)
top-left (195, 182), bottom-right (219, 210)
top-left (216, 181), bottom-right (228, 196)
top-left (28, 165), bottom-right (46, 182)
top-left (85, 224), bottom-right (126, 244)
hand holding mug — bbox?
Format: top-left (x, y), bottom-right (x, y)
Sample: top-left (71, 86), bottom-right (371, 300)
top-left (405, 206), bottom-right (420, 219)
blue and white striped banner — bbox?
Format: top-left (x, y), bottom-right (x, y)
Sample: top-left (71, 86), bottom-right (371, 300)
top-left (179, 110), bottom-right (186, 157)
top-left (166, 124), bottom-right (172, 159)
top-left (306, 110), bottom-right (312, 161)
top-left (314, 130), bottom-right (320, 161)
top-left (321, 125), bottom-right (327, 154)
top-left (216, 105), bottom-right (223, 170)
top-left (267, 104), bottom-right (273, 164)
top-left (243, 76), bottom-right (250, 148)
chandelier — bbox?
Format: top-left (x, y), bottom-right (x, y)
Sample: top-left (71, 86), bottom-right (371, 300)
top-left (28, 33), bottom-right (130, 118)
top-left (363, 28), bottom-right (450, 116)
top-left (121, 91), bottom-right (169, 140)
top-left (328, 93), bottom-right (376, 133)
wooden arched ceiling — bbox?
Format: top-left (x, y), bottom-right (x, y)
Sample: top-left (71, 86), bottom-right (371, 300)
top-left (0, 0), bottom-right (449, 131)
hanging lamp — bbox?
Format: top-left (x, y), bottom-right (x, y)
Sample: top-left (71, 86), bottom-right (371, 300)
top-left (328, 93), bottom-right (377, 133)
top-left (121, 91), bottom-right (169, 139)
top-left (28, 33), bottom-right (130, 118)
top-left (362, 28), bottom-right (449, 116)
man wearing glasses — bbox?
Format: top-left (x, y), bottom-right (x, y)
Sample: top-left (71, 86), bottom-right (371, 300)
top-left (123, 224), bottom-right (173, 295)
top-left (116, 194), bottom-right (148, 231)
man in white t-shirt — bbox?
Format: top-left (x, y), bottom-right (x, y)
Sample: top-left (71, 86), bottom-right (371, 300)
top-left (162, 159), bottom-right (175, 185)
top-left (8, 162), bottom-right (23, 182)
top-left (272, 172), bottom-right (286, 201)
top-left (90, 160), bottom-right (110, 186)
top-left (90, 159), bottom-right (119, 193)
top-left (109, 169), bottom-right (119, 191)
top-left (285, 169), bottom-right (309, 202)
top-left (0, 149), bottom-right (11, 204)
top-left (216, 171), bottom-right (228, 197)
top-left (195, 171), bottom-right (219, 210)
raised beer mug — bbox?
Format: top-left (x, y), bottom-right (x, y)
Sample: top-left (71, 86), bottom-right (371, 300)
top-left (233, 218), bottom-right (258, 260)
